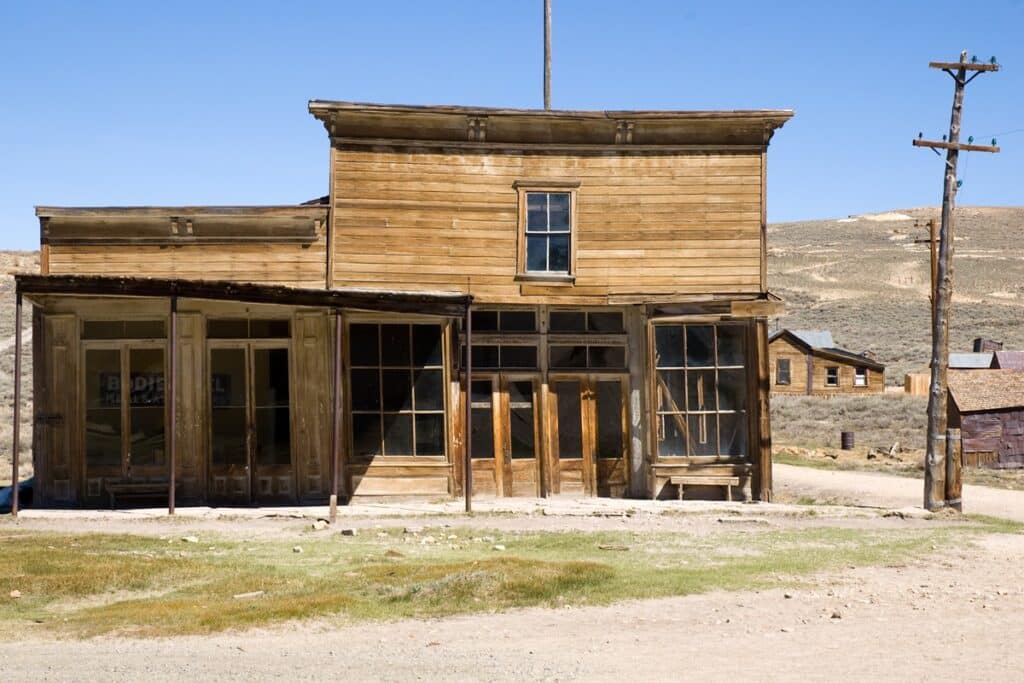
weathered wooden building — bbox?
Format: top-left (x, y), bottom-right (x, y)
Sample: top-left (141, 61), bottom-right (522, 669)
top-left (18, 101), bottom-right (792, 508)
top-left (948, 369), bottom-right (1024, 468)
top-left (768, 329), bottom-right (884, 395)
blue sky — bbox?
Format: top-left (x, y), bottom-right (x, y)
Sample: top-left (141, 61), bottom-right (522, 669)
top-left (1, 0), bottom-right (1022, 250)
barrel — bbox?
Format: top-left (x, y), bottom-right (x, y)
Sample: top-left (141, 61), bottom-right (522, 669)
top-left (840, 431), bottom-right (855, 450)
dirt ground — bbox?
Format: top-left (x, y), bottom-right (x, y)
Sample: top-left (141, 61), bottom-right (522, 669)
top-left (1, 466), bottom-right (1023, 681)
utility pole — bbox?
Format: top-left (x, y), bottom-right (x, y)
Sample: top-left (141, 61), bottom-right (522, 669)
top-left (913, 50), bottom-right (1000, 511)
top-left (912, 218), bottom-right (939, 328)
top-left (543, 0), bottom-right (552, 110)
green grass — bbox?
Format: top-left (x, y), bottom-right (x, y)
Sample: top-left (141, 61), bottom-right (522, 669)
top-left (0, 519), bottom-right (1011, 638)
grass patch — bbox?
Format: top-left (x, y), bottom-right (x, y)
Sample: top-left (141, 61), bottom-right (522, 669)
top-left (0, 519), bottom-right (1001, 638)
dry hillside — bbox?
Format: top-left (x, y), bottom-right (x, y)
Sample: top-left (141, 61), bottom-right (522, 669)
top-left (769, 206), bottom-right (1024, 384)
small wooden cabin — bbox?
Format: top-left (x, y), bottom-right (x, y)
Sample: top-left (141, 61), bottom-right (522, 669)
top-left (20, 101), bottom-right (792, 507)
top-left (948, 369), bottom-right (1024, 468)
top-left (768, 329), bottom-right (884, 395)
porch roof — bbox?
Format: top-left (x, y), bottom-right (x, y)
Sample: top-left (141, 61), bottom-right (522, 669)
top-left (13, 273), bottom-right (472, 317)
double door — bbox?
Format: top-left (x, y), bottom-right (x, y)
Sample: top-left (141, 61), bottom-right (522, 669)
top-left (468, 373), bottom-right (629, 497)
top-left (208, 343), bottom-right (293, 504)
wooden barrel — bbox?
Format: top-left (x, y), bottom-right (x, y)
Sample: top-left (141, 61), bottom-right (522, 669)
top-left (840, 431), bottom-right (855, 450)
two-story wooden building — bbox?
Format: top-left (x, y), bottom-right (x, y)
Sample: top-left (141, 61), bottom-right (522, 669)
top-left (16, 101), bottom-right (792, 508)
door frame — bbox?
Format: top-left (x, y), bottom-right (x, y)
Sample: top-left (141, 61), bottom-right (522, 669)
top-left (80, 339), bottom-right (169, 499)
top-left (206, 339), bottom-right (296, 504)
top-left (469, 372), bottom-right (543, 497)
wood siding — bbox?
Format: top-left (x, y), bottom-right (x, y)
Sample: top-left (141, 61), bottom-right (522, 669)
top-left (957, 408), bottom-right (1024, 468)
top-left (769, 338), bottom-right (885, 396)
top-left (46, 227), bottom-right (328, 289)
top-left (330, 147), bottom-right (764, 303)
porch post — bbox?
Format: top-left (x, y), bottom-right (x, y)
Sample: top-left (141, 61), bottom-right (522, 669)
top-left (168, 295), bottom-right (177, 515)
top-left (11, 290), bottom-right (22, 516)
top-left (464, 305), bottom-right (472, 513)
top-left (330, 308), bottom-right (342, 520)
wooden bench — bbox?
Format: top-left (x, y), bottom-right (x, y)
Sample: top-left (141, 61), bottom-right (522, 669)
top-left (105, 481), bottom-right (170, 509)
top-left (670, 475), bottom-right (741, 502)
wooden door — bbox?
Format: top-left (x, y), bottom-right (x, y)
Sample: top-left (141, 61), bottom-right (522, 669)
top-left (467, 374), bottom-right (542, 497)
top-left (208, 343), bottom-right (295, 504)
top-left (548, 375), bottom-right (629, 497)
top-left (82, 342), bottom-right (167, 504)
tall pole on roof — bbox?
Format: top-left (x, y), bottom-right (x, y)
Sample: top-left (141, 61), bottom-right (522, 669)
top-left (543, 0), bottom-right (552, 110)
top-left (913, 50), bottom-right (1000, 511)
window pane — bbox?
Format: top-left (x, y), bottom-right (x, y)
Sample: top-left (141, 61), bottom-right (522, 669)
top-left (211, 407), bottom-right (247, 466)
top-left (526, 235), bottom-right (548, 271)
top-left (550, 345), bottom-right (587, 369)
top-left (349, 324), bottom-right (379, 366)
top-left (83, 321), bottom-right (124, 340)
top-left (719, 413), bottom-right (747, 457)
top-left (688, 414), bottom-right (718, 456)
top-left (595, 381), bottom-right (623, 459)
top-left (656, 370), bottom-right (685, 412)
top-left (124, 320), bottom-right (166, 338)
top-left (413, 369), bottom-right (444, 411)
top-left (380, 324), bottom-right (411, 366)
top-left (252, 348), bottom-right (290, 407)
top-left (352, 413), bottom-right (382, 457)
top-left (350, 369), bottom-right (380, 411)
top-left (500, 311), bottom-right (536, 332)
top-left (548, 193), bottom-right (570, 230)
top-left (383, 413), bottom-right (413, 455)
top-left (686, 326), bottom-right (714, 367)
top-left (687, 370), bottom-right (716, 412)
top-left (658, 415), bottom-right (686, 457)
top-left (414, 414), bottom-right (445, 456)
top-left (470, 379), bottom-right (494, 459)
top-left (210, 348), bottom-right (247, 466)
top-left (549, 311), bottom-right (586, 333)
top-left (412, 325), bottom-right (443, 366)
top-left (500, 346), bottom-right (537, 369)
top-left (250, 319), bottom-right (290, 339)
top-left (588, 312), bottom-right (624, 333)
top-left (526, 193), bottom-right (547, 230)
top-left (717, 369), bottom-right (747, 412)
top-left (777, 359), bottom-right (791, 384)
top-left (717, 326), bottom-right (745, 366)
top-left (207, 319), bottom-right (249, 339)
top-left (548, 234), bottom-right (570, 272)
top-left (655, 326), bottom-right (683, 368)
top-left (129, 349), bottom-right (165, 467)
top-left (508, 381), bottom-right (535, 459)
top-left (470, 345), bottom-right (500, 369)
top-left (382, 369), bottom-right (413, 411)
top-left (470, 311), bottom-right (499, 332)
top-left (254, 406), bottom-right (291, 466)
top-left (555, 381), bottom-right (583, 460)
top-left (588, 346), bottom-right (625, 369)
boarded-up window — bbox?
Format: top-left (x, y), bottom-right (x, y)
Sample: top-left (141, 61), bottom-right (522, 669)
top-left (776, 358), bottom-right (791, 385)
top-left (654, 323), bottom-right (748, 459)
top-left (348, 323), bottom-right (445, 457)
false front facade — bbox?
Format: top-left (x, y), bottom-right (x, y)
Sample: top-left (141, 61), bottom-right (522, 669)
top-left (22, 101), bottom-right (792, 508)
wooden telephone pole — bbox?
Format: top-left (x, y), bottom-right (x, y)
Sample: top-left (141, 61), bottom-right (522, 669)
top-left (914, 50), bottom-right (1000, 510)
top-left (543, 0), bottom-right (552, 110)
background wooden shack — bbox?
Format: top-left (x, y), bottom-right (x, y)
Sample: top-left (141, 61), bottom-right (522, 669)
top-left (948, 369), bottom-right (1024, 468)
top-left (768, 329), bottom-right (884, 396)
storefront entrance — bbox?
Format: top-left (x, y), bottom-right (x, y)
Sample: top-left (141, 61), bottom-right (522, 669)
top-left (548, 375), bottom-right (629, 496)
top-left (469, 374), bottom-right (542, 497)
top-left (208, 343), bottom-right (293, 504)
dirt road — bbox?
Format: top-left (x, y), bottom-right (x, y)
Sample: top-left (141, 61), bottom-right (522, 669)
top-left (774, 463), bottom-right (1024, 521)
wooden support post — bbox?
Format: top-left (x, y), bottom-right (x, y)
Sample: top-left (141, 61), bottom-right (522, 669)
top-left (168, 296), bottom-right (177, 515)
top-left (464, 305), bottom-right (473, 513)
top-left (543, 0), bottom-right (552, 110)
top-left (918, 51), bottom-right (1000, 510)
top-left (330, 309), bottom-right (342, 521)
top-left (10, 290), bottom-right (22, 516)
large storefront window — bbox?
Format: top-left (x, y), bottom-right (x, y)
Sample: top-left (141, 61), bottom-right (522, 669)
top-left (653, 323), bottom-right (748, 459)
top-left (349, 323), bottom-right (446, 457)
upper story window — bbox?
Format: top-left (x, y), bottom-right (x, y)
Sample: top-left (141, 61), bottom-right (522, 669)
top-left (514, 181), bottom-right (579, 279)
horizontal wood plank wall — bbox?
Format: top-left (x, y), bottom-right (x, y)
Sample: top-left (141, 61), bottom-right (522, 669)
top-left (331, 148), bottom-right (763, 303)
top-left (47, 232), bottom-right (328, 289)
